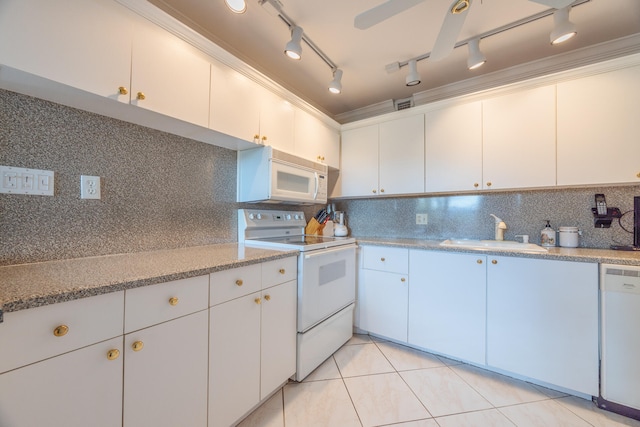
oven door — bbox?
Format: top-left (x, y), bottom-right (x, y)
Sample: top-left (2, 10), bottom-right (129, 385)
top-left (270, 160), bottom-right (325, 204)
top-left (298, 244), bottom-right (356, 332)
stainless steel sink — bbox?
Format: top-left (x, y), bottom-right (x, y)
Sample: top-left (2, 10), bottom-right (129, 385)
top-left (439, 239), bottom-right (548, 253)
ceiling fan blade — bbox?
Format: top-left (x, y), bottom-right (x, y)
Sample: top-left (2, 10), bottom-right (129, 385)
top-left (528, 0), bottom-right (575, 8)
top-left (429, 0), bottom-right (471, 61)
top-left (354, 0), bottom-right (425, 30)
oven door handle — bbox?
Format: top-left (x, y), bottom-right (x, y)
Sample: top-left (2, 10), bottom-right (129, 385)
top-left (304, 244), bottom-right (356, 259)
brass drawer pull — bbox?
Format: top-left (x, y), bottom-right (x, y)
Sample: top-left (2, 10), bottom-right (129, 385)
top-left (279, 268), bottom-right (285, 274)
top-left (136, 92), bottom-right (146, 100)
top-left (118, 86), bottom-right (128, 95)
top-left (236, 279), bottom-right (243, 286)
top-left (492, 259), bottom-right (498, 265)
top-left (264, 294), bottom-right (271, 301)
top-left (107, 349), bottom-right (120, 360)
top-left (255, 297), bottom-right (262, 305)
top-left (400, 277), bottom-right (406, 282)
top-left (477, 259), bottom-right (483, 264)
top-left (53, 325), bottom-right (69, 337)
top-left (132, 341), bottom-right (144, 352)
top-left (169, 297), bottom-right (179, 306)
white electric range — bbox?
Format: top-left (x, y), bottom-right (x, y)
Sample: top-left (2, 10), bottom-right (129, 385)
top-left (239, 209), bottom-right (356, 381)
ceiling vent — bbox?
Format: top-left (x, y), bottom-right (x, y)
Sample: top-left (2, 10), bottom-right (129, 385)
top-left (394, 97), bottom-right (414, 111)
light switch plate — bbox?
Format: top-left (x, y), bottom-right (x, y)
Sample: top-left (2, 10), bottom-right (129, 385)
top-left (416, 213), bottom-right (428, 225)
top-left (81, 175), bottom-right (101, 199)
top-left (0, 165), bottom-right (54, 196)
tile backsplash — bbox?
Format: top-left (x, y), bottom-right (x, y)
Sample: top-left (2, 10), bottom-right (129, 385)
top-left (2, 89), bottom-right (639, 265)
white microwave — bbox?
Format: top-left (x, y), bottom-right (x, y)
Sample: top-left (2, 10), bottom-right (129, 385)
top-left (237, 146), bottom-right (328, 204)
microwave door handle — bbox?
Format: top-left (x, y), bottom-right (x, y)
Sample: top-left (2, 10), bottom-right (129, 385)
top-left (313, 172), bottom-right (319, 200)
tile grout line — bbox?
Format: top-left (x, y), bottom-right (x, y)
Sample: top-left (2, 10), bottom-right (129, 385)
top-left (335, 353), bottom-right (366, 427)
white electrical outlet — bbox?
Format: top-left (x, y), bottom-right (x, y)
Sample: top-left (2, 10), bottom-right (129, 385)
top-left (416, 213), bottom-right (428, 225)
top-left (81, 175), bottom-right (101, 199)
top-left (0, 165), bottom-right (54, 196)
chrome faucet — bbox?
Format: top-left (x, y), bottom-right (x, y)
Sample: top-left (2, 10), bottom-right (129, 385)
top-left (490, 214), bottom-right (507, 241)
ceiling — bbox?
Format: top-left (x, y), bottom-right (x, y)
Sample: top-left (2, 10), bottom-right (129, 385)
top-left (147, 0), bottom-right (640, 122)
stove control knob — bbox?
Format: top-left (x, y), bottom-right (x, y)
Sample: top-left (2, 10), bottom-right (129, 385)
top-left (256, 214), bottom-right (262, 220)
top-left (294, 214), bottom-right (301, 220)
top-left (248, 213), bottom-right (255, 220)
top-left (286, 214), bottom-right (292, 220)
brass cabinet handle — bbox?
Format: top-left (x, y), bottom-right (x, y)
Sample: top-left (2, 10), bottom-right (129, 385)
top-left (107, 349), bottom-right (120, 360)
top-left (486, 182), bottom-right (492, 187)
top-left (169, 297), bottom-right (179, 306)
top-left (261, 136), bottom-right (267, 142)
top-left (136, 92), bottom-right (146, 100)
top-left (236, 279), bottom-right (243, 287)
top-left (317, 155), bottom-right (325, 161)
top-left (255, 297), bottom-right (262, 305)
top-left (380, 257), bottom-right (386, 262)
top-left (279, 268), bottom-right (285, 274)
top-left (372, 189), bottom-right (377, 194)
top-left (492, 259), bottom-right (498, 265)
top-left (477, 259), bottom-right (483, 264)
top-left (132, 341), bottom-right (144, 352)
top-left (400, 277), bottom-right (406, 282)
top-left (253, 134), bottom-right (260, 140)
top-left (637, 172), bottom-right (640, 178)
top-left (264, 294), bottom-right (271, 301)
top-left (53, 325), bottom-right (69, 337)
top-left (118, 86), bottom-right (128, 95)
top-left (380, 188), bottom-right (385, 193)
top-left (474, 183), bottom-right (479, 188)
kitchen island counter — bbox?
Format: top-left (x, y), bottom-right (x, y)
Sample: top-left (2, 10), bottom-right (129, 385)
top-left (355, 237), bottom-right (640, 266)
top-left (0, 244), bottom-right (298, 315)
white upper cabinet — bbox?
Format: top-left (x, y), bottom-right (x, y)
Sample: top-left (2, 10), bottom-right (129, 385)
top-left (557, 65), bottom-right (640, 186)
top-left (340, 114), bottom-right (424, 197)
top-left (131, 19), bottom-right (211, 128)
top-left (341, 124), bottom-right (380, 197)
top-left (294, 108), bottom-right (340, 168)
top-left (379, 114), bottom-right (425, 195)
top-left (0, 0), bottom-right (134, 102)
top-left (425, 101), bottom-right (483, 192)
top-left (210, 60), bottom-right (295, 152)
top-left (482, 85), bottom-right (557, 190)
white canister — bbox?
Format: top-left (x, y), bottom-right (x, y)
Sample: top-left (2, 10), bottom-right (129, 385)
top-left (558, 226), bottom-right (581, 248)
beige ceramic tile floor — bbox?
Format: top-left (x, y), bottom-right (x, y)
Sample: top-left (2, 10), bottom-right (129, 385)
top-left (237, 334), bottom-right (640, 427)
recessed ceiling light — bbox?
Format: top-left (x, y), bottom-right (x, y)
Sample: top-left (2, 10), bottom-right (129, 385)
top-left (224, 0), bottom-right (246, 14)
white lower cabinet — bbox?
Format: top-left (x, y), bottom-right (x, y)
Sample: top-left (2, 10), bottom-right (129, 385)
top-left (486, 256), bottom-right (599, 395)
top-left (0, 336), bottom-right (123, 427)
top-left (358, 246), bottom-right (409, 342)
top-left (408, 251), bottom-right (486, 365)
top-left (123, 310), bottom-right (209, 427)
top-left (209, 258), bottom-right (297, 427)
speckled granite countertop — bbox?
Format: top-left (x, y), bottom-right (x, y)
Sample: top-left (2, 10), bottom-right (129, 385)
top-left (355, 237), bottom-right (640, 266)
top-left (0, 244), bottom-right (297, 315)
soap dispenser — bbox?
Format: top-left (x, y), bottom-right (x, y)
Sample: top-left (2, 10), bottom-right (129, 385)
top-left (541, 220), bottom-right (556, 247)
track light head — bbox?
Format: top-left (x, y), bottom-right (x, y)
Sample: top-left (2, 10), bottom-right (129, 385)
top-left (405, 60), bottom-right (421, 86)
top-left (467, 38), bottom-right (486, 70)
top-left (224, 0), bottom-right (246, 13)
top-left (284, 26), bottom-right (304, 59)
top-left (329, 69), bottom-right (343, 94)
top-left (550, 7), bottom-right (577, 45)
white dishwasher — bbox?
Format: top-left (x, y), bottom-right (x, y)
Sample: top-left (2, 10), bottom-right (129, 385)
top-left (599, 264), bottom-right (640, 419)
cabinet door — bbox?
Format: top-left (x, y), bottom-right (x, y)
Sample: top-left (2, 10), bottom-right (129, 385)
top-left (358, 269), bottom-right (408, 342)
top-left (557, 65), bottom-right (640, 186)
top-left (379, 114), bottom-right (425, 195)
top-left (408, 251), bottom-right (486, 364)
top-left (131, 19), bottom-right (210, 127)
top-left (209, 60), bottom-right (261, 142)
top-left (294, 108), bottom-right (340, 168)
top-left (261, 280), bottom-right (297, 398)
top-left (486, 256), bottom-right (599, 395)
top-left (425, 102), bottom-right (483, 192)
top-left (209, 292), bottom-right (261, 427)
top-left (0, 0), bottom-right (133, 102)
top-left (483, 85), bottom-right (556, 190)
top-left (341, 125), bottom-right (379, 197)
top-left (124, 310), bottom-right (208, 427)
top-left (259, 89), bottom-right (296, 154)
top-left (0, 336), bottom-right (123, 427)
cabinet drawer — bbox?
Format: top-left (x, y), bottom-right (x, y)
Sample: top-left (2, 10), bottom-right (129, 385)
top-left (125, 275), bottom-right (209, 333)
top-left (210, 264), bottom-right (262, 306)
top-left (362, 246), bottom-right (408, 274)
top-left (0, 291), bottom-right (124, 374)
top-left (262, 257), bottom-right (297, 289)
